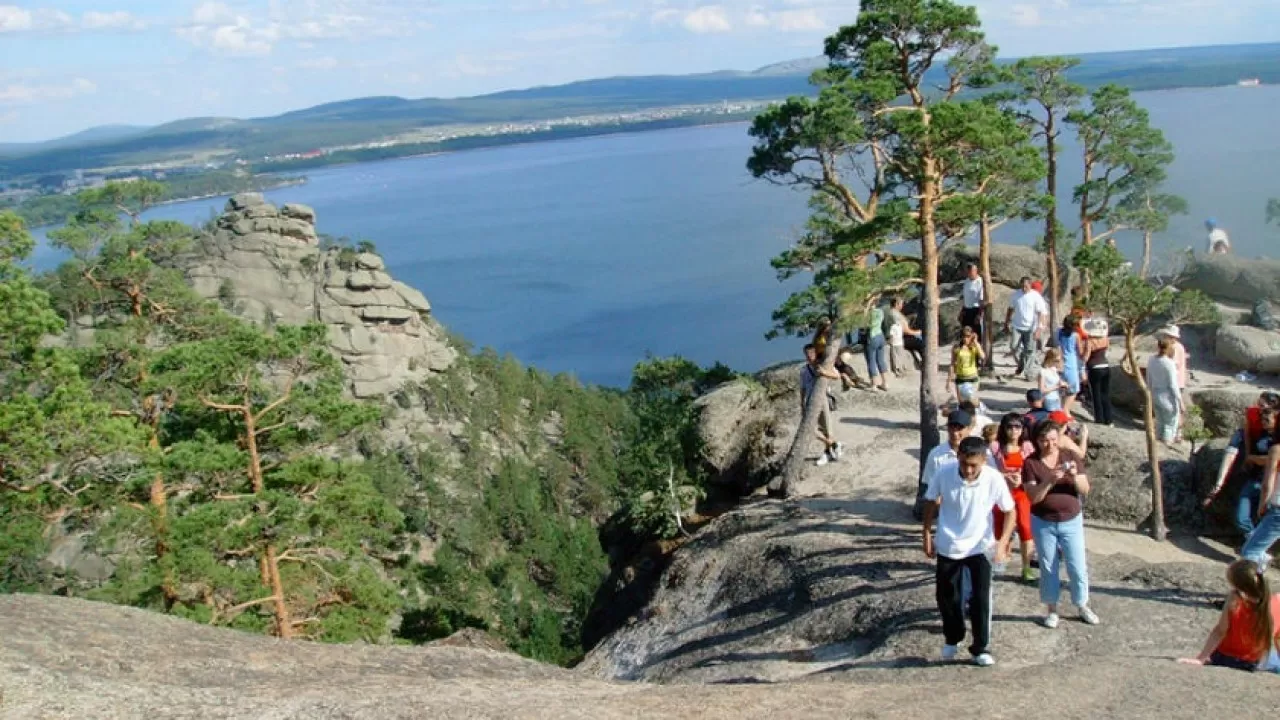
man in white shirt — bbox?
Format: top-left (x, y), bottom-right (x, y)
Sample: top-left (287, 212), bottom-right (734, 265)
top-left (1004, 276), bottom-right (1049, 378)
top-left (960, 263), bottom-right (985, 339)
top-left (923, 435), bottom-right (1016, 668)
top-left (1205, 218), bottom-right (1231, 254)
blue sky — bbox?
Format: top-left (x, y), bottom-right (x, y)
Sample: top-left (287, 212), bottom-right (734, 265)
top-left (1, 0), bottom-right (1276, 142)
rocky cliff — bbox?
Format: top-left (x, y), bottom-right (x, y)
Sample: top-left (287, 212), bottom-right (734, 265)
top-left (184, 193), bottom-right (456, 402)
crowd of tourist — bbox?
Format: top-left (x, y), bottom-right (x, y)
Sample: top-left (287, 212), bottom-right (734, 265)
top-left (797, 271), bottom-right (1280, 672)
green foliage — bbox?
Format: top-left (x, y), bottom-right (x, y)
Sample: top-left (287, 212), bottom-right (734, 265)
top-left (1072, 242), bottom-right (1219, 348)
top-left (1068, 84), bottom-right (1177, 243)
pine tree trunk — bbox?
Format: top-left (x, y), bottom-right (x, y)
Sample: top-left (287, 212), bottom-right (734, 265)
top-left (1141, 230), bottom-right (1153, 278)
top-left (1045, 123), bottom-right (1062, 348)
top-left (914, 160), bottom-right (943, 519)
top-left (979, 215), bottom-right (995, 372)
top-left (264, 544), bottom-right (294, 638)
top-left (769, 334), bottom-right (844, 499)
top-left (244, 410), bottom-right (264, 494)
top-left (1125, 333), bottom-right (1167, 541)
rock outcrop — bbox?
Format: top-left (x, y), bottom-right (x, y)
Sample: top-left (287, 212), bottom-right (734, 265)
top-left (1215, 324), bottom-right (1280, 374)
top-left (1182, 253), bottom-right (1280, 306)
top-left (183, 193), bottom-right (456, 402)
top-left (1, 593), bottom-right (1268, 719)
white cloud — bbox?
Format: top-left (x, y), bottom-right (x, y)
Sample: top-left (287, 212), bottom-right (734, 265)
top-left (82, 10), bottom-right (146, 30)
top-left (298, 56), bottom-right (340, 70)
top-left (0, 5), bottom-right (32, 31)
top-left (746, 7), bottom-right (825, 31)
top-left (682, 5), bottom-right (732, 33)
top-left (1010, 3), bottom-right (1042, 26)
top-left (0, 77), bottom-right (96, 105)
top-left (178, 0), bottom-right (422, 56)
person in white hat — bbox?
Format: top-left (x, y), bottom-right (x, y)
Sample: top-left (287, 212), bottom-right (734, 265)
top-left (1157, 326), bottom-right (1189, 440)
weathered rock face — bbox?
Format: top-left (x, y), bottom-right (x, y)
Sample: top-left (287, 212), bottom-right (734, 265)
top-left (940, 242), bottom-right (1079, 298)
top-left (182, 194), bottom-right (456, 404)
top-left (1190, 388), bottom-right (1258, 437)
top-left (1215, 324), bottom-right (1280, 374)
top-left (1182, 254), bottom-right (1280, 306)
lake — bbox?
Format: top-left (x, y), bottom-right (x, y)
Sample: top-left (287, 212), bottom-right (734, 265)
top-left (33, 84), bottom-right (1280, 387)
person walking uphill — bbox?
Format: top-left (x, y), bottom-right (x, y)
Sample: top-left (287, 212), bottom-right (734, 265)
top-left (1005, 277), bottom-right (1049, 379)
top-left (923, 433), bottom-right (1016, 667)
top-left (1023, 419), bottom-right (1100, 629)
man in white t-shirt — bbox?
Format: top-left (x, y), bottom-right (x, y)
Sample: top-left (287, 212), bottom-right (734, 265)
top-left (1004, 276), bottom-right (1049, 378)
top-left (960, 263), bottom-right (985, 339)
top-left (1205, 218), bottom-right (1230, 254)
top-left (923, 434), bottom-right (1016, 668)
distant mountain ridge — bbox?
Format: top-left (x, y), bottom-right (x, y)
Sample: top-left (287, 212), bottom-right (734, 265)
top-left (3, 41), bottom-right (1277, 179)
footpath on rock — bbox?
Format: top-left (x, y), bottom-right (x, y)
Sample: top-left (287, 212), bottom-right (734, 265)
top-left (4, 349), bottom-right (1276, 719)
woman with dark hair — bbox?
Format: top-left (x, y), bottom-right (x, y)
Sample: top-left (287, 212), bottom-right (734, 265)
top-left (1022, 420), bottom-right (1098, 629)
top-left (1179, 559), bottom-right (1279, 672)
top-left (991, 413), bottom-right (1037, 582)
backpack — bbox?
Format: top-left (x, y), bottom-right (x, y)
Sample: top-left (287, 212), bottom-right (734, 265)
top-left (881, 309), bottom-right (897, 338)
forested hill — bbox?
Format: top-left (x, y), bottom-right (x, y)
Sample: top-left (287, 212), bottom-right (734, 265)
top-left (2, 42), bottom-right (1276, 179)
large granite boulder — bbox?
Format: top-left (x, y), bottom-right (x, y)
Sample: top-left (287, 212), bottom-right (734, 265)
top-left (1189, 388), bottom-right (1258, 437)
top-left (181, 197), bottom-right (456, 407)
top-left (1215, 325), bottom-right (1280, 374)
top-left (940, 242), bottom-right (1079, 297)
top-left (1181, 254), bottom-right (1280, 306)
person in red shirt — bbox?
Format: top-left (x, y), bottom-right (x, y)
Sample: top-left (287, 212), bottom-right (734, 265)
top-left (1204, 391), bottom-right (1280, 521)
top-left (1178, 559), bottom-right (1279, 672)
top-left (991, 413), bottom-right (1036, 583)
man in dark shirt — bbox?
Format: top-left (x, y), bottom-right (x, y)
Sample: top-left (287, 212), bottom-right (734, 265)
top-left (1022, 389), bottom-right (1050, 436)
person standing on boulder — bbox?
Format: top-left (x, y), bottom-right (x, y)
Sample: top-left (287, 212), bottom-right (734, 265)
top-left (1023, 419), bottom-right (1099, 629)
top-left (801, 344), bottom-right (842, 467)
top-left (923, 433), bottom-right (1016, 667)
top-left (960, 263), bottom-right (984, 338)
top-left (1006, 277), bottom-right (1049, 378)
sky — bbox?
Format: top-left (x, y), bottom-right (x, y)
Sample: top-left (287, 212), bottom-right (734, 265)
top-left (0, 0), bottom-right (1276, 143)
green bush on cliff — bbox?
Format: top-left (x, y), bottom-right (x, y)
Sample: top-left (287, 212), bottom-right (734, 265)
top-left (0, 207), bottom-right (728, 666)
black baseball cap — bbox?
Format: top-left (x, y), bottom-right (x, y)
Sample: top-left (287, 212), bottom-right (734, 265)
top-left (947, 409), bottom-right (972, 428)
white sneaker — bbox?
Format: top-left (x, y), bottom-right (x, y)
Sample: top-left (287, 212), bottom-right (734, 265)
top-left (832, 442), bottom-right (845, 460)
top-left (1042, 612), bottom-right (1060, 629)
top-left (1079, 607), bottom-right (1100, 625)
top-left (973, 653), bottom-right (995, 667)
top-left (815, 453), bottom-right (830, 467)
top-left (941, 644), bottom-right (959, 661)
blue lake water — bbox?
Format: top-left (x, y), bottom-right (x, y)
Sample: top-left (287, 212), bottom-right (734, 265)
top-left (32, 84), bottom-right (1280, 387)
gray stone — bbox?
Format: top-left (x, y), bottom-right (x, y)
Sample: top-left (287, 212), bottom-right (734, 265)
top-left (225, 193), bottom-right (266, 211)
top-left (392, 281), bottom-right (431, 312)
top-left (244, 204), bottom-right (279, 219)
top-left (940, 242), bottom-right (1079, 294)
top-left (1189, 388), bottom-right (1258, 437)
top-left (692, 380), bottom-right (770, 487)
top-left (1182, 253), bottom-right (1280, 306)
top-left (278, 218), bottom-right (318, 243)
top-left (328, 325), bottom-right (379, 355)
top-left (353, 378), bottom-right (403, 398)
top-left (1215, 325), bottom-right (1280, 373)
top-left (280, 203), bottom-right (316, 224)
top-left (44, 534), bottom-right (116, 583)
top-left (361, 305), bottom-right (415, 323)
top-left (356, 253), bottom-right (386, 271)
top-left (231, 218), bottom-right (255, 236)
top-left (347, 270), bottom-right (393, 291)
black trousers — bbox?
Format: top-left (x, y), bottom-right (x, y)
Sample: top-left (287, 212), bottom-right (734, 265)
top-left (960, 307), bottom-right (983, 336)
top-left (1087, 365), bottom-right (1113, 425)
top-left (936, 553), bottom-right (993, 657)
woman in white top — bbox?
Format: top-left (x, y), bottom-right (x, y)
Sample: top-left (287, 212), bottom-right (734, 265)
top-left (1147, 337), bottom-right (1182, 445)
top-left (1039, 348), bottom-right (1068, 412)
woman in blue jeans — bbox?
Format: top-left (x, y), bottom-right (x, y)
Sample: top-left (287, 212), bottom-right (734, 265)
top-left (1021, 419), bottom-right (1101, 628)
top-left (864, 305), bottom-right (889, 391)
